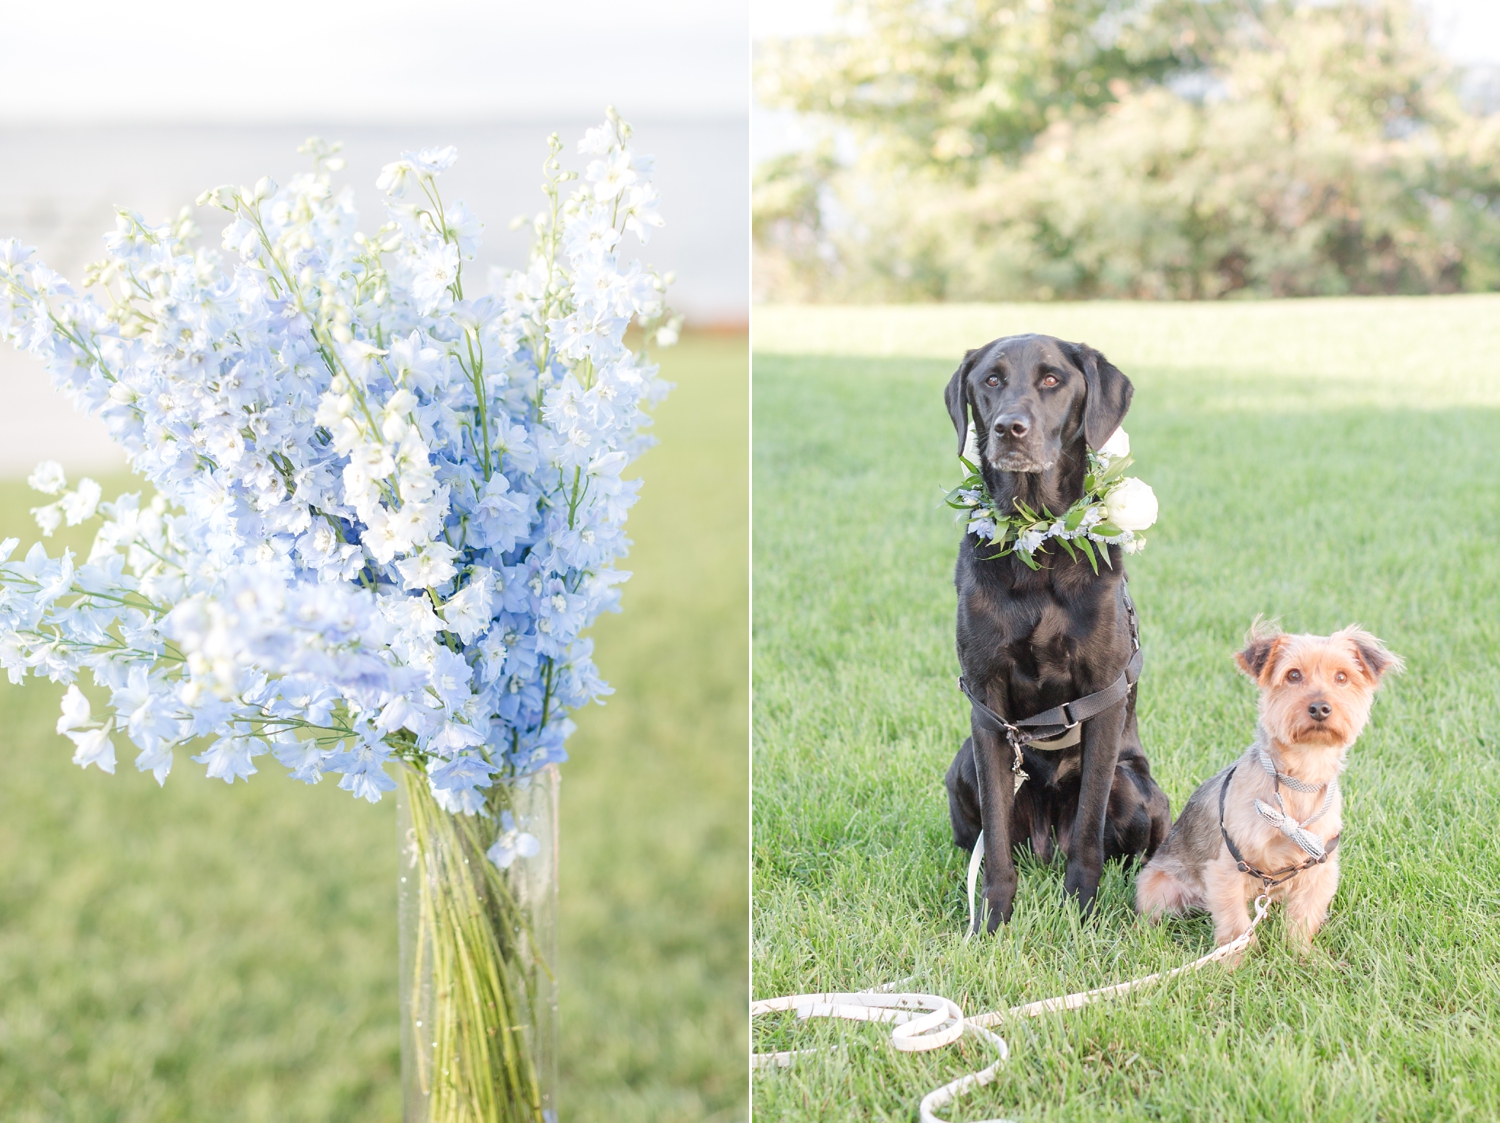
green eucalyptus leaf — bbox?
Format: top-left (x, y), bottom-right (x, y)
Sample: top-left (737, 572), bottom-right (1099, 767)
top-left (1078, 536), bottom-right (1099, 575)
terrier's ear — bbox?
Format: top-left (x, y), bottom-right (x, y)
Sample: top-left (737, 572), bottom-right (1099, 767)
top-left (1062, 341), bottom-right (1133, 451)
top-left (945, 348), bottom-right (981, 457)
top-left (1337, 626), bottom-right (1404, 685)
top-left (1235, 619), bottom-right (1285, 685)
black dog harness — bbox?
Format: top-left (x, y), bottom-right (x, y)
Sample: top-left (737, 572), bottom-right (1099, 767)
top-left (1218, 763), bottom-right (1340, 889)
top-left (957, 580), bottom-right (1142, 789)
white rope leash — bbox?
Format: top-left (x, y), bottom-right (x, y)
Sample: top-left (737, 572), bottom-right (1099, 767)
top-left (753, 866), bottom-right (1272, 1123)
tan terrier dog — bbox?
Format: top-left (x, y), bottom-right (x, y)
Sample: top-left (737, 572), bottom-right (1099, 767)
top-left (1136, 621), bottom-right (1401, 947)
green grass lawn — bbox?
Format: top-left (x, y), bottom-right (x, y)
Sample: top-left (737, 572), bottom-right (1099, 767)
top-left (0, 333), bottom-right (748, 1123)
top-left (752, 299), bottom-right (1500, 1122)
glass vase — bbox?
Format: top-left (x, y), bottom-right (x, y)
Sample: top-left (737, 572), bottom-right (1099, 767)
top-left (398, 762), bottom-right (558, 1123)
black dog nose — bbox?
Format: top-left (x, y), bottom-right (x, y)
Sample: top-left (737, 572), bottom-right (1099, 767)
top-left (996, 414), bottom-right (1030, 439)
top-left (1308, 701), bottom-right (1332, 721)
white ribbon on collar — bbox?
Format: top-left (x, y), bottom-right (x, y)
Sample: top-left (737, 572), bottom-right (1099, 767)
top-left (1253, 738), bottom-right (1336, 860)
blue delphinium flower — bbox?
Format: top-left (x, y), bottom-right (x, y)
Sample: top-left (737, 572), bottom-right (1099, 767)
top-left (0, 111), bottom-right (674, 868)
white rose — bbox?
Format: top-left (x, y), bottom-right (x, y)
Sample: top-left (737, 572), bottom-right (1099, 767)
top-left (1097, 427), bottom-right (1130, 460)
top-left (1103, 477), bottom-right (1158, 531)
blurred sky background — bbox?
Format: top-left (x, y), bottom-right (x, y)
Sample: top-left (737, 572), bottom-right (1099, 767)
top-left (753, 0), bottom-right (1500, 162)
top-left (0, 0), bottom-right (748, 473)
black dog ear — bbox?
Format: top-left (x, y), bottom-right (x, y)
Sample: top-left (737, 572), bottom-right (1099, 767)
top-left (945, 348), bottom-right (980, 457)
top-left (1064, 342), bottom-right (1133, 451)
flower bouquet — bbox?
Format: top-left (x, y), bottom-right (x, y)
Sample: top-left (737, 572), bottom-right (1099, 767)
top-left (0, 109), bottom-right (675, 1122)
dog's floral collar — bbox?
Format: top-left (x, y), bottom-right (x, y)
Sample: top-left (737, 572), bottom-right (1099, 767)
top-left (944, 428), bottom-right (1158, 571)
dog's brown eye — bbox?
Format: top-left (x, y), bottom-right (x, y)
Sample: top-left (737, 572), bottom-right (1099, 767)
top-left (1286, 669), bottom-right (1302, 683)
top-left (986, 374), bottom-right (999, 387)
top-left (1335, 671), bottom-right (1348, 683)
top-left (1041, 374), bottom-right (1059, 388)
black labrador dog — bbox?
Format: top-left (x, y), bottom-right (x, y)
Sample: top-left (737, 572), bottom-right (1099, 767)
top-left (943, 333), bottom-right (1171, 933)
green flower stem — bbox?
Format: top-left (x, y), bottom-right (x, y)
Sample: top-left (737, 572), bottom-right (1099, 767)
top-left (399, 765), bottom-right (553, 1123)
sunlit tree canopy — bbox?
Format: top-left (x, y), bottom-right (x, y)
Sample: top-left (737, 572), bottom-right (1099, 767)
top-left (756, 0), bottom-right (1500, 300)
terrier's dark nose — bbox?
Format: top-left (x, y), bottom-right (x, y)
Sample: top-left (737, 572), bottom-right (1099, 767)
top-left (996, 413), bottom-right (1030, 439)
top-left (1308, 701), bottom-right (1331, 721)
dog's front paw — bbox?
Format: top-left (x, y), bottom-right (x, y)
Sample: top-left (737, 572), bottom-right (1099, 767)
top-left (1285, 919), bottom-right (1322, 955)
top-left (1063, 866), bottom-right (1101, 917)
top-left (972, 895), bottom-right (1013, 934)
top-left (1213, 918), bottom-right (1252, 949)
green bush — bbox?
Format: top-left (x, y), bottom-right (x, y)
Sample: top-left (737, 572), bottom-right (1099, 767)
top-left (755, 0), bottom-right (1500, 300)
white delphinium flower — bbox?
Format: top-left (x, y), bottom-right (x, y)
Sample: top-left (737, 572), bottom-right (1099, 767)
top-left (443, 200), bottom-right (483, 258)
top-left (622, 183), bottom-right (663, 244)
top-left (967, 515), bottom-right (998, 541)
top-left (1016, 528), bottom-right (1046, 556)
top-left (589, 150), bottom-right (639, 201)
top-left (411, 242), bottom-right (460, 314)
top-left (60, 478), bottom-right (102, 524)
top-left (67, 725), bottom-right (116, 773)
top-left (376, 159), bottom-right (419, 199)
top-left (407, 146), bottom-right (458, 174)
top-left (31, 501), bottom-right (63, 536)
top-left (396, 543), bottom-right (459, 591)
top-left (440, 575), bottom-right (494, 645)
top-left (654, 314), bottom-right (682, 348)
top-left (28, 460), bottom-right (66, 494)
top-left (56, 684), bottom-right (92, 733)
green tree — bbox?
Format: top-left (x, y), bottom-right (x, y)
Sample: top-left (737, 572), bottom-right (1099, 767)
top-left (756, 0), bottom-right (1500, 300)
top-left (757, 0), bottom-right (1220, 169)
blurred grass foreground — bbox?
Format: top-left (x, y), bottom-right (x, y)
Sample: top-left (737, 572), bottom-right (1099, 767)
top-left (0, 334), bottom-right (747, 1122)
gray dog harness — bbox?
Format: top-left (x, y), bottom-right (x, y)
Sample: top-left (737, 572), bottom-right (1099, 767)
top-left (1219, 743), bottom-right (1341, 890)
top-left (957, 580), bottom-right (1142, 791)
